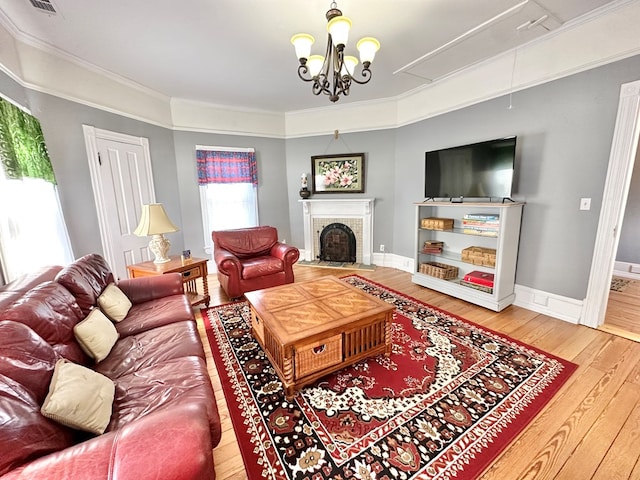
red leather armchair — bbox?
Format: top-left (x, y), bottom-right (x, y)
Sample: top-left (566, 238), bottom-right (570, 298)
top-left (212, 226), bottom-right (299, 298)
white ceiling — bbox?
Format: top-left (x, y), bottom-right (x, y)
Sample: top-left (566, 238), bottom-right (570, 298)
top-left (0, 0), bottom-right (622, 113)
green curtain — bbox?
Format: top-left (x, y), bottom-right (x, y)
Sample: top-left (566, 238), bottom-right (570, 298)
top-left (0, 97), bottom-right (56, 184)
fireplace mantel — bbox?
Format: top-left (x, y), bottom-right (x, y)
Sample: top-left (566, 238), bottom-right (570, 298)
top-left (300, 198), bottom-right (374, 264)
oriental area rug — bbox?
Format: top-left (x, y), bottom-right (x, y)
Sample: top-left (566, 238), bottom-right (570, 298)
top-left (203, 276), bottom-right (577, 480)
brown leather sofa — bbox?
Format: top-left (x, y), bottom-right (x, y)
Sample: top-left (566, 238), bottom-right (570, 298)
top-left (0, 253), bottom-right (220, 480)
top-left (212, 226), bottom-right (299, 298)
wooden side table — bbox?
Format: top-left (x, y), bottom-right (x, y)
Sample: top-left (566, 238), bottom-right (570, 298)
top-left (126, 256), bottom-right (210, 308)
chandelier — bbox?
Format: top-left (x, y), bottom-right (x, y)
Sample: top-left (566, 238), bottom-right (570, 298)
top-left (290, 2), bottom-right (380, 103)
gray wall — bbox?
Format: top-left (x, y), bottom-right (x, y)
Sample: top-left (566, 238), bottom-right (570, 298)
top-left (0, 70), bottom-right (183, 259)
top-left (285, 130), bottom-right (396, 252)
top-left (390, 56), bottom-right (640, 299)
top-left (172, 131), bottom-right (290, 260)
top-left (3, 54), bottom-right (640, 301)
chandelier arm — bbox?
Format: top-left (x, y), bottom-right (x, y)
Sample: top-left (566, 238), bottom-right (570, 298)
top-left (297, 64), bottom-right (314, 82)
top-left (348, 67), bottom-right (373, 85)
top-left (312, 73), bottom-right (332, 97)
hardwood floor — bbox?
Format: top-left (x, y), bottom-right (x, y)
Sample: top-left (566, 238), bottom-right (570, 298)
top-left (196, 265), bottom-right (640, 480)
top-left (601, 277), bottom-right (640, 342)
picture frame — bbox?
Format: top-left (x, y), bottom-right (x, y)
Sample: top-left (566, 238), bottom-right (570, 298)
top-left (311, 153), bottom-right (365, 194)
top-left (181, 249), bottom-right (191, 262)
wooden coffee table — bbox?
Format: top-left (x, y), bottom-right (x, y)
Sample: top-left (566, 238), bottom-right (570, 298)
top-left (244, 276), bottom-right (395, 398)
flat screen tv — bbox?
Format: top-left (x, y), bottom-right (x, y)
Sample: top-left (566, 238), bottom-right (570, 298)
top-left (424, 136), bottom-right (516, 200)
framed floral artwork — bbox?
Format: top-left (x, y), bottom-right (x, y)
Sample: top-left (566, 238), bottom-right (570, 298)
top-left (311, 153), bottom-right (365, 194)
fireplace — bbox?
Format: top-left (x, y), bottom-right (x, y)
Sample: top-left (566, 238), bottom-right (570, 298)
top-left (319, 223), bottom-right (357, 262)
top-left (300, 198), bottom-right (374, 264)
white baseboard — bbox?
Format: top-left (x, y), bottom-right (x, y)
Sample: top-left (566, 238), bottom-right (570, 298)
top-left (372, 252), bottom-right (414, 272)
top-left (613, 261), bottom-right (640, 280)
top-left (512, 285), bottom-right (583, 324)
top-left (301, 251), bottom-right (582, 324)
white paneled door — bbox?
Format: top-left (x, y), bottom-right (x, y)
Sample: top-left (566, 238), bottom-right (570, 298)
top-left (83, 126), bottom-right (156, 280)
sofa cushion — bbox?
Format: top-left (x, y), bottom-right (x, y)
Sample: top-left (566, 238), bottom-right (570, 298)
top-left (55, 253), bottom-right (114, 316)
top-left (0, 321), bottom-right (59, 403)
top-left (96, 321), bottom-right (205, 379)
top-left (1, 281), bottom-right (89, 365)
top-left (73, 309), bottom-right (119, 362)
top-left (41, 359), bottom-right (115, 435)
top-left (97, 283), bottom-right (132, 322)
top-left (109, 356), bottom-right (220, 445)
top-left (241, 255), bottom-right (284, 280)
top-left (0, 374), bottom-right (76, 477)
top-left (0, 266), bottom-right (62, 311)
top-left (114, 294), bottom-right (194, 338)
top-left (214, 225), bottom-right (278, 259)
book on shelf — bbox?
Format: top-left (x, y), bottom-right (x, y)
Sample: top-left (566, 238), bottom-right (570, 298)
top-left (463, 270), bottom-right (495, 287)
top-left (422, 240), bottom-right (444, 254)
top-left (463, 213), bottom-right (500, 220)
top-left (462, 224), bottom-right (499, 231)
top-left (463, 229), bottom-right (498, 237)
top-left (462, 219), bottom-right (500, 226)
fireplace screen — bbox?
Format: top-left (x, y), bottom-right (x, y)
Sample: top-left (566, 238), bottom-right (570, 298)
top-left (318, 223), bottom-right (356, 263)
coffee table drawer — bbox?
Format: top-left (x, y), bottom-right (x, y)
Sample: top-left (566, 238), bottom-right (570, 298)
top-left (295, 334), bottom-right (342, 379)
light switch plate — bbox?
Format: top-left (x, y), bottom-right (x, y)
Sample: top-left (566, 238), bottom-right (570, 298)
top-left (580, 198), bottom-right (591, 210)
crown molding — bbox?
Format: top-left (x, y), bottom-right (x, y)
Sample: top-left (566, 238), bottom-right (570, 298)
top-left (0, 8), bottom-right (169, 103)
top-left (0, 0), bottom-right (639, 138)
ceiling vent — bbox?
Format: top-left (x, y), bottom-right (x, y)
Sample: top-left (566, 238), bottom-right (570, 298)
top-left (29, 0), bottom-right (57, 14)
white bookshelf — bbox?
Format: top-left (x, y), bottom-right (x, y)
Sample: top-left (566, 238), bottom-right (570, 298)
top-left (412, 201), bottom-right (524, 311)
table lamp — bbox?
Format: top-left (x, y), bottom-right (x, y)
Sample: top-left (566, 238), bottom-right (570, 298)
top-left (133, 203), bottom-right (179, 263)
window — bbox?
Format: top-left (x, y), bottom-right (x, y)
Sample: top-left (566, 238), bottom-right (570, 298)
top-left (0, 96), bottom-right (74, 282)
top-left (196, 146), bottom-right (258, 253)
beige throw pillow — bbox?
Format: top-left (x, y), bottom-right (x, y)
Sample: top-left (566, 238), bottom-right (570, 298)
top-left (41, 359), bottom-right (115, 435)
top-left (97, 283), bottom-right (132, 322)
top-left (73, 309), bottom-right (119, 362)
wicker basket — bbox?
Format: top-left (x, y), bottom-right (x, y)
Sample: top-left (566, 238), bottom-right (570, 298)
top-left (295, 334), bottom-right (342, 378)
top-left (419, 262), bottom-right (459, 280)
top-left (421, 217), bottom-right (454, 231)
top-left (461, 246), bottom-right (497, 267)
top-left (460, 279), bottom-right (493, 294)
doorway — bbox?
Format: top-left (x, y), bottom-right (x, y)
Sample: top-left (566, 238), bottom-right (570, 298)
top-left (83, 126), bottom-right (157, 280)
top-left (582, 80), bottom-right (640, 332)
top-left (600, 145), bottom-right (640, 341)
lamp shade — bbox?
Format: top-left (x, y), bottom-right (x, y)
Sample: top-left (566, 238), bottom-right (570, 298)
top-left (342, 56), bottom-right (358, 76)
top-left (356, 37), bottom-right (380, 64)
top-left (133, 204), bottom-right (178, 236)
top-left (327, 16), bottom-right (351, 47)
top-left (291, 33), bottom-right (315, 60)
top-left (307, 55), bottom-right (325, 77)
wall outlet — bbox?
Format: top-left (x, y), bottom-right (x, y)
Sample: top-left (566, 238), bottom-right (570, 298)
top-left (379, 244), bottom-right (385, 252)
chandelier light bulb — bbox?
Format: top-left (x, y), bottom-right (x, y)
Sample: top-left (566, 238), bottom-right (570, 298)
top-left (291, 33), bottom-right (315, 61)
top-left (327, 16), bottom-right (352, 48)
top-left (356, 37), bottom-right (381, 65)
top-left (342, 56), bottom-right (358, 77)
top-left (307, 55), bottom-right (325, 77)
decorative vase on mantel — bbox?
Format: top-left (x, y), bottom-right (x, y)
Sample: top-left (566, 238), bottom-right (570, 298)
top-left (299, 173), bottom-right (311, 199)
top-left (299, 187), bottom-right (311, 199)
